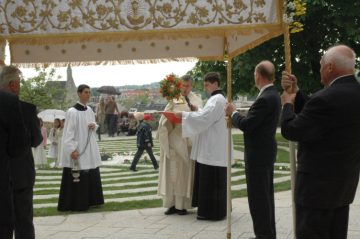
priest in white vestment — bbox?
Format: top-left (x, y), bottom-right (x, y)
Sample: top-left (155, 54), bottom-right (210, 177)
top-left (175, 72), bottom-right (231, 221)
top-left (157, 75), bottom-right (203, 215)
top-left (58, 84), bottom-right (104, 211)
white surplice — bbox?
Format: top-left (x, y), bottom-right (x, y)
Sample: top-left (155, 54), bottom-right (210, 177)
top-left (182, 93), bottom-right (230, 167)
top-left (59, 105), bottom-right (102, 170)
top-left (48, 127), bottom-right (59, 159)
top-left (157, 92), bottom-right (203, 209)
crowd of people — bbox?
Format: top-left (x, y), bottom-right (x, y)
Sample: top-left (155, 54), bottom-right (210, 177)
top-left (1, 43), bottom-right (360, 239)
top-left (95, 95), bottom-right (138, 137)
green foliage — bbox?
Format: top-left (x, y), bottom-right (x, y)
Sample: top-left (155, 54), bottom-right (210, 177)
top-left (91, 87), bottom-right (100, 97)
top-left (120, 91), bottom-right (150, 109)
top-left (188, 0), bottom-right (360, 98)
top-left (187, 61), bottom-right (227, 97)
top-left (20, 67), bottom-right (67, 110)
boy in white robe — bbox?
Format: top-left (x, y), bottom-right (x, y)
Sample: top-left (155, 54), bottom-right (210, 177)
top-left (175, 72), bottom-right (230, 221)
top-left (58, 84), bottom-right (104, 211)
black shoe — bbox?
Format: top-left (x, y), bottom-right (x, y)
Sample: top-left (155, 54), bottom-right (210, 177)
top-left (129, 167), bottom-right (137, 172)
top-left (196, 215), bottom-right (207, 220)
top-left (164, 206), bottom-right (177, 215)
top-left (154, 165), bottom-right (159, 170)
top-left (177, 209), bottom-right (187, 215)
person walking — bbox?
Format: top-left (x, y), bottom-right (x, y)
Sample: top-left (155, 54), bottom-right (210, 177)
top-left (130, 113), bottom-right (159, 171)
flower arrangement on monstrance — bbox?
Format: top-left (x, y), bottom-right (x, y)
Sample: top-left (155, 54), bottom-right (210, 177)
top-left (159, 73), bottom-right (182, 102)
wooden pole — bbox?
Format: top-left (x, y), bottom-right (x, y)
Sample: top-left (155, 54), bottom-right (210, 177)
top-left (226, 48), bottom-right (233, 239)
top-left (283, 24), bottom-right (297, 239)
top-left (0, 39), bottom-right (6, 66)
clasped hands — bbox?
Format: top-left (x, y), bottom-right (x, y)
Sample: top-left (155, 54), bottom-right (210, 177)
top-left (71, 150), bottom-right (79, 160)
top-left (70, 122), bottom-right (96, 161)
top-left (223, 71), bottom-right (299, 116)
top-left (281, 71), bottom-right (298, 105)
top-left (224, 102), bottom-right (236, 117)
top-left (88, 122), bottom-right (96, 130)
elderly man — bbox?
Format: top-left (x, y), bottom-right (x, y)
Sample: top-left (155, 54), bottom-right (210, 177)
top-left (281, 45), bottom-right (360, 239)
top-left (225, 61), bottom-right (280, 239)
top-left (157, 75), bottom-right (203, 215)
top-left (0, 65), bottom-right (42, 239)
top-left (0, 89), bottom-right (29, 239)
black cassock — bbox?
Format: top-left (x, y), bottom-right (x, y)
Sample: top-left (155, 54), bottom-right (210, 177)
top-left (57, 103), bottom-right (104, 211)
top-left (192, 161), bottom-right (227, 221)
top-left (57, 167), bottom-right (104, 211)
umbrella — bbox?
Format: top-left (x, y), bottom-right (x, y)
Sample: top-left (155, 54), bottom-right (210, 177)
top-left (97, 86), bottom-right (120, 95)
top-left (38, 109), bottom-right (65, 122)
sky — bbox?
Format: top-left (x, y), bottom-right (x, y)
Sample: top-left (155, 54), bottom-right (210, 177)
top-left (3, 43), bottom-right (197, 87)
top-left (20, 61), bottom-right (197, 87)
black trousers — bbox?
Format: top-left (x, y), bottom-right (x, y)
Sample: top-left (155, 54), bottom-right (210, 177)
top-left (296, 204), bottom-right (349, 239)
top-left (0, 185), bottom-right (35, 239)
top-left (245, 164), bottom-right (276, 239)
top-left (130, 147), bottom-right (158, 170)
top-left (105, 114), bottom-right (117, 136)
top-left (0, 179), bottom-right (14, 239)
top-left (13, 186), bottom-right (34, 239)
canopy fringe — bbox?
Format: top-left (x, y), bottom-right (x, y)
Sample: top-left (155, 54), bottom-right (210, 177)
top-left (13, 57), bottom-right (199, 68)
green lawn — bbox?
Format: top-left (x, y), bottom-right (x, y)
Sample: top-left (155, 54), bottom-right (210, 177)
top-left (34, 133), bottom-right (292, 217)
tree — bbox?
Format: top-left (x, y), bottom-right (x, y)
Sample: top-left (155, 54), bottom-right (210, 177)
top-left (20, 67), bottom-right (66, 110)
top-left (188, 0), bottom-right (360, 98)
top-left (120, 91), bottom-right (150, 109)
top-left (187, 61), bottom-right (227, 98)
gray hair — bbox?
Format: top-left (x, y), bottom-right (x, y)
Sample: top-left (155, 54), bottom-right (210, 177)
top-left (181, 75), bottom-right (192, 82)
top-left (0, 65), bottom-right (22, 89)
top-left (323, 45), bottom-right (356, 71)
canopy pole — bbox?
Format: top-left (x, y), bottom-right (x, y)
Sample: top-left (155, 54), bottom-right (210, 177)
top-left (0, 39), bottom-right (5, 66)
top-left (226, 44), bottom-right (233, 239)
top-left (283, 24), bottom-right (297, 239)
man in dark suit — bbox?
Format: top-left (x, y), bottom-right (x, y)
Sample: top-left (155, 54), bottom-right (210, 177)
top-left (281, 45), bottom-right (360, 239)
top-left (0, 89), bottom-right (30, 238)
top-left (225, 61), bottom-right (281, 239)
top-left (0, 65), bottom-right (42, 239)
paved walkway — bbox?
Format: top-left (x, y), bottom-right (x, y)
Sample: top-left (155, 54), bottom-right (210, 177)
top-left (34, 189), bottom-right (360, 239)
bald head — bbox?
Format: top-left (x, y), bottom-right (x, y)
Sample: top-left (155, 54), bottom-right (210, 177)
top-left (323, 45), bottom-right (356, 71)
top-left (320, 45), bottom-right (356, 86)
top-left (255, 60), bottom-right (275, 82)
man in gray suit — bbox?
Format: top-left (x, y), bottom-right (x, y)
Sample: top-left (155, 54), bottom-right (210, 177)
top-left (225, 61), bottom-right (281, 239)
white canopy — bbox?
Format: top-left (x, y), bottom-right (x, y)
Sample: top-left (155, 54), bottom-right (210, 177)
top-left (0, 1), bottom-right (298, 238)
top-left (0, 0), bottom-right (284, 66)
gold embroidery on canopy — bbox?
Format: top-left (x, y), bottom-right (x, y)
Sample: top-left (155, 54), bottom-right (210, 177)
top-left (0, 0), bottom-right (271, 34)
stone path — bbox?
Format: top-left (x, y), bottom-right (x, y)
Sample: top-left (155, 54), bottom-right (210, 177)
top-left (34, 189), bottom-right (360, 239)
